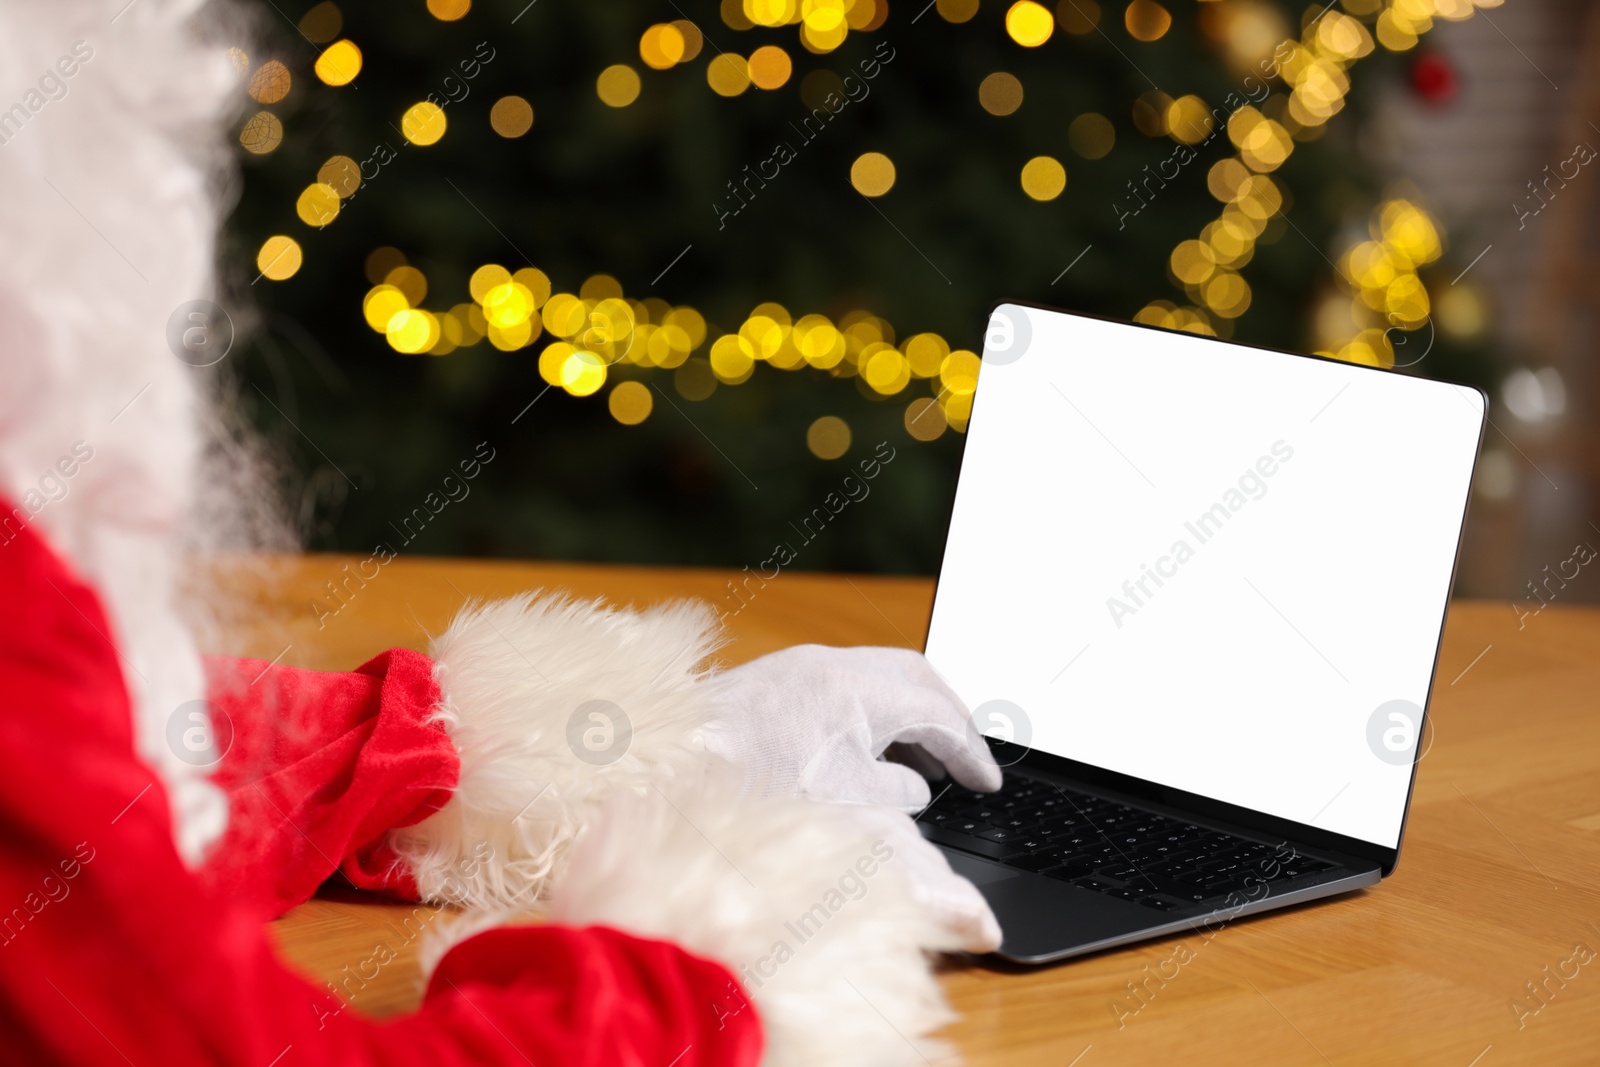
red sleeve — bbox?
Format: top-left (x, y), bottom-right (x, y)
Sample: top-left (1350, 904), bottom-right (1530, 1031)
top-left (199, 649), bottom-right (458, 918)
top-left (0, 516), bottom-right (763, 1067)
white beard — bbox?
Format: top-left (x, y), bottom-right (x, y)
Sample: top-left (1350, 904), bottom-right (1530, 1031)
top-left (0, 0), bottom-right (264, 865)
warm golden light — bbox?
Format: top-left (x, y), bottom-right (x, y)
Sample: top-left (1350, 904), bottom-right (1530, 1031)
top-left (905, 397), bottom-right (948, 442)
top-left (640, 23), bottom-right (687, 69)
top-left (490, 96), bottom-right (534, 138)
top-left (256, 235), bottom-right (302, 281)
top-left (363, 285), bottom-right (408, 332)
top-left (597, 64), bottom-right (642, 108)
top-left (1125, 0), bottom-right (1172, 41)
top-left (937, 0), bottom-right (980, 22)
top-left (850, 152), bottom-right (896, 197)
top-left (239, 111), bottom-right (282, 155)
top-left (978, 72), bottom-right (1024, 116)
top-left (1068, 112), bottom-right (1115, 158)
top-left (562, 351), bottom-right (607, 396)
top-left (672, 20), bottom-right (705, 60)
top-left (298, 2), bottom-right (342, 43)
top-left (427, 0), bottom-right (471, 21)
top-left (384, 265), bottom-right (428, 305)
top-left (807, 416), bottom-right (852, 460)
top-left (706, 54), bottom-right (752, 97)
top-left (748, 45), bottom-right (793, 90)
top-left (386, 309), bottom-right (439, 354)
top-left (466, 266), bottom-right (509, 307)
top-left (1056, 0), bottom-right (1101, 33)
top-left (401, 101), bottom-right (448, 145)
top-left (609, 380), bottom-right (654, 425)
top-left (364, 247), bottom-right (406, 286)
top-left (317, 155), bottom-right (361, 198)
top-left (314, 39), bottom-right (362, 86)
top-left (295, 183), bottom-right (341, 227)
top-left (1020, 156), bottom-right (1067, 200)
top-left (248, 60), bottom-right (291, 104)
top-left (1006, 2), bottom-right (1056, 46)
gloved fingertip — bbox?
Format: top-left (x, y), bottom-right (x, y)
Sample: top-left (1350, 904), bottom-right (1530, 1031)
top-left (949, 755), bottom-right (1004, 794)
top-left (968, 907), bottom-right (1003, 953)
top-left (873, 760), bottom-right (933, 812)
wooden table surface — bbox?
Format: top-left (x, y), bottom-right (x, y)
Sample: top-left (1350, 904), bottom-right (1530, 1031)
top-left (221, 554), bottom-right (1600, 1066)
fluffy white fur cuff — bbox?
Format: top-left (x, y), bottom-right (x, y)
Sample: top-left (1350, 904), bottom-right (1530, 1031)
top-left (546, 767), bottom-right (961, 1067)
top-left (389, 591), bottom-right (729, 910)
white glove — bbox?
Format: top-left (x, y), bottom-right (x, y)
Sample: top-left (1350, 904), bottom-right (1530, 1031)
top-left (702, 644), bottom-right (1003, 812)
top-left (849, 802), bottom-right (1003, 952)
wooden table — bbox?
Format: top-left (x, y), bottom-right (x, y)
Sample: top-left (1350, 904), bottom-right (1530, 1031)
top-left (224, 555), bottom-right (1600, 1065)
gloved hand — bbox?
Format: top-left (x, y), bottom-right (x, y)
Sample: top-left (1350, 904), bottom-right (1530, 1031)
top-left (849, 802), bottom-right (1004, 952)
top-left (701, 644), bottom-right (1003, 812)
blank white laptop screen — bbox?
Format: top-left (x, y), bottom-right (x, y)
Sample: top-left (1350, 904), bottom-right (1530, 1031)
top-left (924, 305), bottom-right (1484, 850)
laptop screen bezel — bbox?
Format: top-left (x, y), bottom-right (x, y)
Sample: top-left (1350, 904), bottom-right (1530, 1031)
top-left (921, 299), bottom-right (1487, 877)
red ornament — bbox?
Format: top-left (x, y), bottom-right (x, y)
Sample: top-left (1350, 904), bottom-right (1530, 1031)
top-left (1410, 51), bottom-right (1457, 104)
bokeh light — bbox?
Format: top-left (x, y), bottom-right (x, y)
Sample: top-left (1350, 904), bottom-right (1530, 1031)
top-left (317, 155), bottom-right (361, 197)
top-left (1021, 156), bottom-right (1067, 200)
top-left (1057, 0), bottom-right (1101, 33)
top-left (365, 246), bottom-right (406, 285)
top-left (1125, 0), bottom-right (1172, 41)
top-left (850, 152), bottom-right (896, 197)
top-left (1068, 113), bottom-right (1115, 159)
top-left (904, 398), bottom-right (948, 442)
top-left (401, 101), bottom-right (448, 145)
top-left (1006, 2), bottom-right (1056, 46)
top-left (979, 72), bottom-right (1024, 116)
top-left (295, 182), bottom-right (341, 227)
top-left (707, 54), bottom-right (752, 97)
top-left (609, 380), bottom-right (654, 425)
top-left (807, 416), bottom-right (852, 459)
top-left (248, 60), bottom-right (291, 104)
top-left (427, 0), bottom-right (470, 21)
top-left (314, 40), bottom-right (362, 86)
top-left (938, 0), bottom-right (980, 22)
top-left (673, 20), bottom-right (705, 60)
top-left (239, 111), bottom-right (282, 154)
top-left (256, 235), bottom-right (302, 281)
top-left (640, 23), bottom-right (687, 69)
top-left (597, 64), bottom-right (642, 108)
top-left (298, 2), bottom-right (342, 43)
top-left (490, 96), bottom-right (534, 138)
top-left (748, 45), bottom-right (793, 90)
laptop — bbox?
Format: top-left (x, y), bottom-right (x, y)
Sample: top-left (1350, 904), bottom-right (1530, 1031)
top-left (917, 301), bottom-right (1486, 964)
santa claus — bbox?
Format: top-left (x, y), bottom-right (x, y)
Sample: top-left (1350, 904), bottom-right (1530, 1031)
top-left (0, 3), bottom-right (1003, 1064)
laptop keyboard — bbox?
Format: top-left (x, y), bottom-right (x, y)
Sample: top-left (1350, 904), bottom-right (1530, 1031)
top-left (919, 777), bottom-right (1341, 911)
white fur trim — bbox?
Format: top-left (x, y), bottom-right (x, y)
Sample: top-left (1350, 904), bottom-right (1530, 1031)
top-left (543, 766), bottom-right (963, 1067)
top-left (390, 591), bottom-right (730, 909)
top-left (0, 1), bottom-right (252, 864)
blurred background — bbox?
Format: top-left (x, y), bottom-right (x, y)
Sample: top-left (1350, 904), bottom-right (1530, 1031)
top-left (223, 0), bottom-right (1594, 606)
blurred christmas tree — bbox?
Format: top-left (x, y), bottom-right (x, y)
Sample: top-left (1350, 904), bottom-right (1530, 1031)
top-left (225, 0), bottom-right (1495, 572)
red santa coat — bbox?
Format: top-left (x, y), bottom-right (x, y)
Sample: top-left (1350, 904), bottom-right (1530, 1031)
top-left (0, 511), bottom-right (763, 1066)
